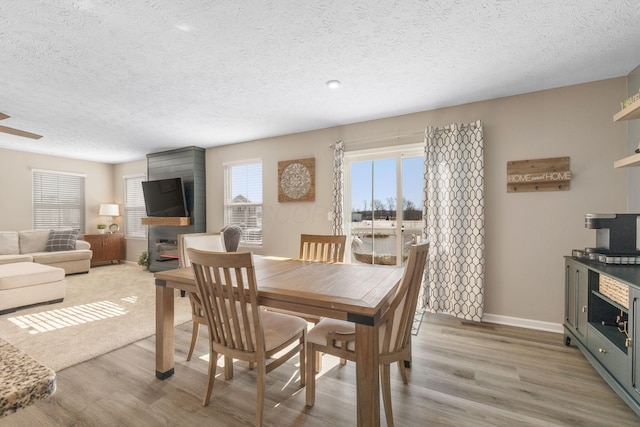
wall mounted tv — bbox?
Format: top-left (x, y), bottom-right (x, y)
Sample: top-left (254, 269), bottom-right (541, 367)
top-left (142, 177), bottom-right (189, 217)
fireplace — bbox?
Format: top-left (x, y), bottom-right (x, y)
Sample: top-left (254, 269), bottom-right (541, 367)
top-left (147, 147), bottom-right (206, 272)
top-left (149, 227), bottom-right (180, 271)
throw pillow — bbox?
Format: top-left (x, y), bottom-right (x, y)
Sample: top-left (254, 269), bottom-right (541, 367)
top-left (19, 229), bottom-right (53, 253)
top-left (0, 231), bottom-right (19, 255)
top-left (46, 229), bottom-right (80, 252)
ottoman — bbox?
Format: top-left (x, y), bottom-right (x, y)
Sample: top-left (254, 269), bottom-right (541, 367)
top-left (0, 263), bottom-right (65, 315)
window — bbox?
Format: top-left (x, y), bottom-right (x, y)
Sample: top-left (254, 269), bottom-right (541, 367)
top-left (32, 169), bottom-right (86, 231)
top-left (124, 174), bottom-right (147, 239)
top-left (345, 144), bottom-right (423, 265)
top-left (224, 160), bottom-right (262, 245)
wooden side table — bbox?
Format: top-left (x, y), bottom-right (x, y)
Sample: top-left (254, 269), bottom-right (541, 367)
top-left (83, 233), bottom-right (125, 266)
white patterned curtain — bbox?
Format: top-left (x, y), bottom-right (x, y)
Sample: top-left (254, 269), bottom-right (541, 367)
top-left (331, 140), bottom-right (345, 235)
top-left (422, 120), bottom-right (484, 322)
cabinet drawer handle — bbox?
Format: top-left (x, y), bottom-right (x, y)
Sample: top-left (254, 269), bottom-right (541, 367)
top-left (598, 348), bottom-right (607, 354)
top-left (581, 306), bottom-right (587, 313)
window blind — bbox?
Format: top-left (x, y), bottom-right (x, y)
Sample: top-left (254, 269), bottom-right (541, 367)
top-left (224, 160), bottom-right (263, 245)
top-left (32, 169), bottom-right (86, 231)
top-left (124, 174), bottom-right (147, 239)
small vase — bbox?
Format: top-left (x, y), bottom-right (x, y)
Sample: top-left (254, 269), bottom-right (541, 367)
top-left (98, 229), bottom-right (105, 234)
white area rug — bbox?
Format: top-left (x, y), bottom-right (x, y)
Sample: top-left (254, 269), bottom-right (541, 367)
top-left (0, 263), bottom-right (192, 371)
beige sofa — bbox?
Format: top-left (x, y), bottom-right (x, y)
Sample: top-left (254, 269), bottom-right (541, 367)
top-left (0, 229), bottom-right (92, 275)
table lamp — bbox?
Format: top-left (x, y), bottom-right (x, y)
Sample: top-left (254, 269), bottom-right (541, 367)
top-left (99, 203), bottom-right (120, 231)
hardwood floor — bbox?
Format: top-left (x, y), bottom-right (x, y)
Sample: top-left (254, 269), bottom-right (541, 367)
top-left (2, 313), bottom-right (640, 426)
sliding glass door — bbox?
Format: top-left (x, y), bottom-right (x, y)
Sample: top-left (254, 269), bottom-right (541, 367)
top-left (345, 145), bottom-right (423, 266)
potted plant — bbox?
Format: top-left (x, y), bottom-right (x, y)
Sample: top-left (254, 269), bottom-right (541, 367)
top-left (138, 251), bottom-right (149, 270)
top-left (97, 223), bottom-right (107, 234)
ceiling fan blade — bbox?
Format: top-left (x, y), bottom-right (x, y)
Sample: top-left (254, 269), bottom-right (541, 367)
top-left (0, 113), bottom-right (10, 121)
top-left (0, 125), bottom-right (43, 139)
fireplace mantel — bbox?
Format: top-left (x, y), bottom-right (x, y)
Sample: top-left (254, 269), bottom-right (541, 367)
top-left (141, 217), bottom-right (190, 226)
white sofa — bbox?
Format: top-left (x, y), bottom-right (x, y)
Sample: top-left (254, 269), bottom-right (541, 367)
top-left (0, 229), bottom-right (92, 275)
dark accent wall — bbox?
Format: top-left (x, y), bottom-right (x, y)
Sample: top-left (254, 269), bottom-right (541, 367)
top-left (147, 146), bottom-right (206, 272)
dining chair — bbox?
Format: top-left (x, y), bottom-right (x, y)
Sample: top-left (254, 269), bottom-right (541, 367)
top-left (271, 234), bottom-right (347, 371)
top-left (178, 227), bottom-right (242, 361)
top-left (299, 234), bottom-right (347, 264)
top-left (188, 248), bottom-right (307, 426)
top-left (304, 241), bottom-right (429, 427)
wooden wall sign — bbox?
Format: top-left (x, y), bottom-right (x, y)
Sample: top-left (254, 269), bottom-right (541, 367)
top-left (278, 157), bottom-right (315, 202)
top-left (507, 156), bottom-right (572, 192)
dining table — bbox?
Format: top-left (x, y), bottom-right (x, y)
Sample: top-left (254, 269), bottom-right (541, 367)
top-left (153, 255), bottom-right (404, 427)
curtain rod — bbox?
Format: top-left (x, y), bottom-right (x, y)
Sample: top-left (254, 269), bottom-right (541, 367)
top-left (329, 131), bottom-right (424, 148)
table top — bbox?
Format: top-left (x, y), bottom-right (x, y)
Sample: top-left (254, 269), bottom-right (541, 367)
top-left (155, 255), bottom-right (404, 321)
top-left (0, 338), bottom-right (56, 417)
top-left (567, 256), bottom-right (640, 288)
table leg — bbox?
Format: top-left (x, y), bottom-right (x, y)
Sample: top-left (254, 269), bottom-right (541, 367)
top-left (355, 323), bottom-right (380, 427)
top-left (155, 279), bottom-right (175, 379)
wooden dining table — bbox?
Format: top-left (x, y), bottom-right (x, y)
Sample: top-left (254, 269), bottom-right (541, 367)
top-left (153, 255), bottom-right (404, 427)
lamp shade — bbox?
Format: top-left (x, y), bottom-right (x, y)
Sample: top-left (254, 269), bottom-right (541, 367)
top-left (99, 203), bottom-right (120, 217)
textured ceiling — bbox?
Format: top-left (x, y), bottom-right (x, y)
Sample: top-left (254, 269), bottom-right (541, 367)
top-left (1, 0), bottom-right (640, 164)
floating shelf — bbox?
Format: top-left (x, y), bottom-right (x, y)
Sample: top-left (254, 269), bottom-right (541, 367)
top-left (614, 97), bottom-right (640, 122)
top-left (614, 152), bottom-right (640, 168)
top-left (141, 217), bottom-right (191, 226)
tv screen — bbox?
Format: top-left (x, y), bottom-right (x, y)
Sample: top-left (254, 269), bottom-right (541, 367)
top-left (142, 178), bottom-right (189, 217)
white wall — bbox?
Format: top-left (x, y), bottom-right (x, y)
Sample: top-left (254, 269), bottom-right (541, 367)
top-left (0, 148), bottom-right (114, 232)
top-left (1, 77), bottom-right (628, 327)
top-left (626, 65), bottom-right (640, 212)
top-left (203, 77), bottom-right (628, 325)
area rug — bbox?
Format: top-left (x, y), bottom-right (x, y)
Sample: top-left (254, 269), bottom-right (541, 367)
top-left (0, 263), bottom-right (192, 371)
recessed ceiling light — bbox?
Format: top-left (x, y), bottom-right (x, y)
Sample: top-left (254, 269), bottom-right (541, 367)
top-left (326, 80), bottom-right (341, 89)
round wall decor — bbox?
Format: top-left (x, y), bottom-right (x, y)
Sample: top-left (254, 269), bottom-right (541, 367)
top-left (278, 158), bottom-right (315, 202)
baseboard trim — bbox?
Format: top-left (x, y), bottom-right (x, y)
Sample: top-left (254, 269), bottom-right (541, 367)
top-left (483, 313), bottom-right (563, 334)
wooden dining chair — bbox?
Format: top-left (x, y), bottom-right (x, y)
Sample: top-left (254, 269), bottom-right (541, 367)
top-left (178, 227), bottom-right (243, 361)
top-left (273, 233), bottom-right (347, 371)
top-left (299, 234), bottom-right (347, 264)
top-left (188, 248), bottom-right (307, 427)
top-left (304, 241), bottom-right (429, 427)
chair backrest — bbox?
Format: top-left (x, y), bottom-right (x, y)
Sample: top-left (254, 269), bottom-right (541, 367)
top-left (380, 241), bottom-right (429, 356)
top-left (178, 233), bottom-right (225, 268)
top-left (299, 234), bottom-right (347, 263)
top-left (188, 249), bottom-right (264, 358)
top-left (220, 225), bottom-right (243, 252)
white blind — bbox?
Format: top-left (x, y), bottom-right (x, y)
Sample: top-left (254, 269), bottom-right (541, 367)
top-left (124, 174), bottom-right (147, 239)
top-left (32, 169), bottom-right (85, 231)
top-left (224, 160), bottom-right (262, 245)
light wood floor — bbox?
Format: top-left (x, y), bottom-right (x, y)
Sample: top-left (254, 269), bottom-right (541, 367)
top-left (3, 313), bottom-right (640, 426)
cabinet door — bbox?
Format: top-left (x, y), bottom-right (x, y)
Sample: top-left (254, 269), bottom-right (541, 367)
top-left (565, 259), bottom-right (588, 341)
top-left (630, 288), bottom-right (640, 399)
top-left (565, 261), bottom-right (577, 330)
top-left (103, 234), bottom-right (123, 261)
top-left (84, 235), bottom-right (104, 262)
top-left (576, 264), bottom-right (589, 337)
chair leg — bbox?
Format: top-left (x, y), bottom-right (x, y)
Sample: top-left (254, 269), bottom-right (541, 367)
top-left (299, 331), bottom-right (306, 386)
top-left (397, 360), bottom-right (409, 384)
top-left (186, 322), bottom-right (200, 361)
top-left (203, 350), bottom-right (218, 406)
top-left (381, 363), bottom-right (394, 427)
top-left (256, 362), bottom-right (266, 427)
top-left (315, 351), bottom-right (322, 373)
top-left (224, 356), bottom-right (233, 380)
top-left (305, 344), bottom-right (316, 407)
